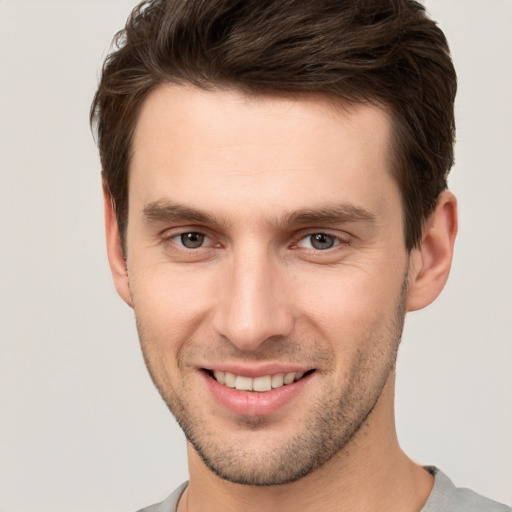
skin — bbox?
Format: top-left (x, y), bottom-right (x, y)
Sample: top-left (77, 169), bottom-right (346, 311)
top-left (105, 85), bottom-right (457, 512)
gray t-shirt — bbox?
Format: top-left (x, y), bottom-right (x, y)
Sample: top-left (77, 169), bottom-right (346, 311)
top-left (136, 467), bottom-right (510, 512)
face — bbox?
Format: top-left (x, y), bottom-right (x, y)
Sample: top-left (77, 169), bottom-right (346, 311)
top-left (123, 85), bottom-right (410, 485)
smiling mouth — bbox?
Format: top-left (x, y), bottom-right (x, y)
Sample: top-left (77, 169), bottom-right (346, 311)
top-left (205, 369), bottom-right (316, 392)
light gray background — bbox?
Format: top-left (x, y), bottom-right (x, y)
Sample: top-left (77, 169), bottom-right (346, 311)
top-left (0, 1), bottom-right (510, 511)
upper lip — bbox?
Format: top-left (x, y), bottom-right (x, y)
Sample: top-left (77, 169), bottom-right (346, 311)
top-left (200, 363), bottom-right (315, 378)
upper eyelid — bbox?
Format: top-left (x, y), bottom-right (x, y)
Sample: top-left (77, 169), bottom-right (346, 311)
top-left (161, 231), bottom-right (216, 253)
top-left (161, 225), bottom-right (214, 239)
top-left (294, 235), bottom-right (349, 250)
top-left (159, 227), bottom-right (351, 246)
top-left (164, 230), bottom-right (211, 241)
top-left (293, 229), bottom-right (351, 243)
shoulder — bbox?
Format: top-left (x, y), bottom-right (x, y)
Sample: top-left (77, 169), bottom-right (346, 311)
top-left (135, 482), bottom-right (188, 512)
top-left (422, 467), bottom-right (510, 512)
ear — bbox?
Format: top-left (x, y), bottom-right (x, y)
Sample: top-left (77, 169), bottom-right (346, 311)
top-left (406, 190), bottom-right (458, 312)
top-left (103, 183), bottom-right (133, 307)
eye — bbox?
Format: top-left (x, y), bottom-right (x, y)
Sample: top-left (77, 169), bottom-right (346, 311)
top-left (176, 232), bottom-right (209, 249)
top-left (161, 229), bottom-right (221, 261)
top-left (297, 233), bottom-right (340, 250)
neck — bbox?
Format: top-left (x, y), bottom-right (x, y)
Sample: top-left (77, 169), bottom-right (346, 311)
top-left (180, 372), bottom-right (433, 512)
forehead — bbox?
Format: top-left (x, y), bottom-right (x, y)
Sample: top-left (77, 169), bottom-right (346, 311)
top-left (129, 84), bottom-right (398, 223)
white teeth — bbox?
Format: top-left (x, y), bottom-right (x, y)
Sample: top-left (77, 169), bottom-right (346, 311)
top-left (212, 370), bottom-right (308, 392)
top-left (235, 375), bottom-right (253, 391)
top-left (252, 375), bottom-right (272, 392)
top-left (224, 372), bottom-right (236, 388)
top-left (271, 373), bottom-right (284, 388)
top-left (283, 372), bottom-right (296, 385)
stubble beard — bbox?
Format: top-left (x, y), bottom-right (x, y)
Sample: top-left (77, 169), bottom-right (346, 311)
top-left (137, 277), bottom-right (408, 487)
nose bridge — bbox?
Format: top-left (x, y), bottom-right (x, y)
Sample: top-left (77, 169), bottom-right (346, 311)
top-left (213, 242), bottom-right (293, 350)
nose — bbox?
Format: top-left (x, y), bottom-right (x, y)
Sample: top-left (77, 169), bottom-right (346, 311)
top-left (212, 247), bottom-right (294, 351)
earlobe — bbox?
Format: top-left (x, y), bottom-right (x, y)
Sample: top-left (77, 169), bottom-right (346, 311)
top-left (103, 184), bottom-right (133, 308)
top-left (406, 190), bottom-right (458, 312)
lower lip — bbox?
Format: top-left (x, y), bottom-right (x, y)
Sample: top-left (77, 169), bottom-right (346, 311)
top-left (202, 371), bottom-right (314, 417)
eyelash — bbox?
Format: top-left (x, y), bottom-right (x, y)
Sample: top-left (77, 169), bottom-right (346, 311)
top-left (161, 229), bottom-right (350, 253)
top-left (293, 232), bottom-right (349, 251)
top-left (162, 231), bottom-right (217, 250)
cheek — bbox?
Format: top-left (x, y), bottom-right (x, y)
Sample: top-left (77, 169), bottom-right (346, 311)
top-left (128, 262), bottom-right (219, 344)
top-left (291, 264), bottom-right (406, 346)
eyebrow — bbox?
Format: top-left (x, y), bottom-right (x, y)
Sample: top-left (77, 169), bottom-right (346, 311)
top-left (283, 205), bottom-right (376, 225)
top-left (143, 200), bottom-right (223, 226)
top-left (143, 200), bottom-right (376, 228)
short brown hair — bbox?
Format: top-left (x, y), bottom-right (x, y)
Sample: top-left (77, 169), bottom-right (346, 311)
top-left (91, 0), bottom-right (456, 252)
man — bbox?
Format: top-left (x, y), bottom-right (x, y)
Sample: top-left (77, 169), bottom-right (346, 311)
top-left (91, 1), bottom-right (510, 511)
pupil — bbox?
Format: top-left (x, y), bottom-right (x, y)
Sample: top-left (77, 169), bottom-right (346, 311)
top-left (311, 233), bottom-right (335, 250)
top-left (181, 232), bottom-right (204, 248)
